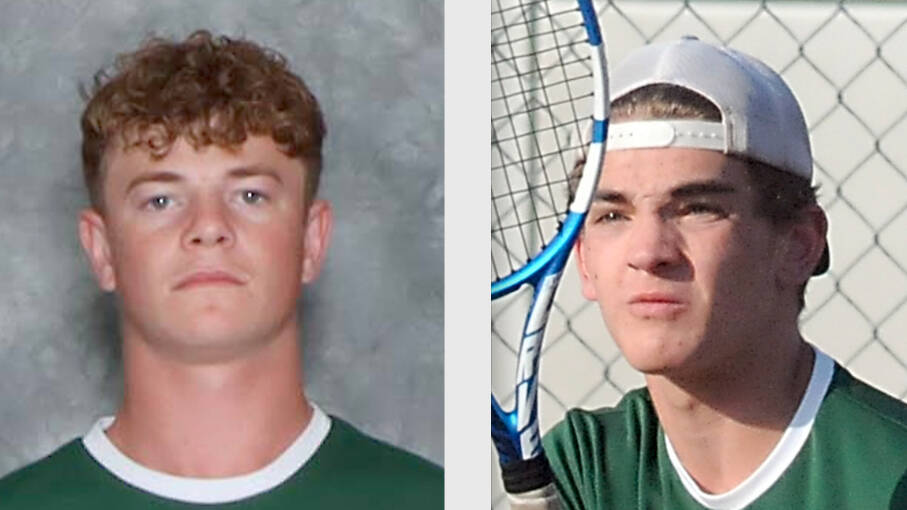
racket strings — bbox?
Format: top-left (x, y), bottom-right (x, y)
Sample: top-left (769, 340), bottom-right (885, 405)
top-left (492, 0), bottom-right (594, 282)
top-left (491, 111), bottom-right (591, 147)
top-left (492, 0), bottom-right (565, 261)
top-left (492, 0), bottom-right (544, 274)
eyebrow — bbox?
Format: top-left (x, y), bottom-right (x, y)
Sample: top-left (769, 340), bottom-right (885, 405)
top-left (670, 180), bottom-right (737, 199)
top-left (592, 179), bottom-right (738, 204)
top-left (591, 189), bottom-right (628, 204)
top-left (124, 165), bottom-right (284, 195)
top-left (227, 165), bottom-right (284, 185)
top-left (125, 171), bottom-right (183, 195)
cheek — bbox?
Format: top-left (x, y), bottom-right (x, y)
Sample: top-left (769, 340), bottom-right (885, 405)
top-left (581, 248), bottom-right (621, 308)
top-left (579, 243), bottom-right (605, 298)
top-left (249, 222), bottom-right (306, 277)
top-left (111, 225), bottom-right (165, 273)
top-left (106, 228), bottom-right (174, 307)
top-left (693, 229), bottom-right (772, 310)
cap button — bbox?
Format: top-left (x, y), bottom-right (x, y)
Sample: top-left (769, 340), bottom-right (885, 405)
top-left (681, 35), bottom-right (699, 41)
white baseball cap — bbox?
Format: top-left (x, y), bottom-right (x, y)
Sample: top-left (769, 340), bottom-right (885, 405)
top-left (605, 37), bottom-right (828, 275)
top-left (607, 36), bottom-right (812, 181)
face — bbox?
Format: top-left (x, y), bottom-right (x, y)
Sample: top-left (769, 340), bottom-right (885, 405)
top-left (576, 148), bottom-right (790, 377)
top-left (78, 136), bottom-right (332, 363)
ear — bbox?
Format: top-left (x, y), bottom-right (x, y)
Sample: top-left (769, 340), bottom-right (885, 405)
top-left (301, 199), bottom-right (333, 284)
top-left (574, 234), bottom-right (599, 301)
top-left (776, 205), bottom-right (828, 287)
top-left (78, 209), bottom-right (117, 292)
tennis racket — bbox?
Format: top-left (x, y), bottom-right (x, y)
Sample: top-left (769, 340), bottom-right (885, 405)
top-left (491, 0), bottom-right (608, 508)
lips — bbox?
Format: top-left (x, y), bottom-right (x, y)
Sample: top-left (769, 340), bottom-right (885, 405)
top-left (174, 270), bottom-right (245, 290)
top-left (628, 292), bottom-right (686, 319)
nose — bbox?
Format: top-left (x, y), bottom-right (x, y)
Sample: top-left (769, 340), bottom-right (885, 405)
top-left (182, 197), bottom-right (235, 249)
top-left (626, 214), bottom-right (683, 274)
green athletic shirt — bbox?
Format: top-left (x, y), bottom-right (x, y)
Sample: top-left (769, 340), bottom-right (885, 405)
top-left (543, 349), bottom-right (907, 510)
top-left (0, 406), bottom-right (442, 509)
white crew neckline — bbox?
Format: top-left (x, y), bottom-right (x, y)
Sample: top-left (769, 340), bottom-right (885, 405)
top-left (81, 405), bottom-right (332, 504)
top-left (664, 348), bottom-right (835, 510)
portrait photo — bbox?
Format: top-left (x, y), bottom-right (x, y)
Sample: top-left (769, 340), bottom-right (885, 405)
top-left (0, 1), bottom-right (442, 507)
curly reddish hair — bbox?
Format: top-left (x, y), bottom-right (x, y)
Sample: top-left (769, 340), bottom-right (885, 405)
top-left (81, 30), bottom-right (326, 210)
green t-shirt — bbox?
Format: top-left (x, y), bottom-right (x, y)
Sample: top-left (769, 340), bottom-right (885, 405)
top-left (543, 350), bottom-right (907, 509)
top-left (0, 407), bottom-right (442, 509)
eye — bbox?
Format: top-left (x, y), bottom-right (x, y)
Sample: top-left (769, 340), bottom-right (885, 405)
top-left (591, 210), bottom-right (627, 224)
top-left (145, 195), bottom-right (173, 211)
top-left (240, 190), bottom-right (268, 205)
top-left (679, 202), bottom-right (726, 218)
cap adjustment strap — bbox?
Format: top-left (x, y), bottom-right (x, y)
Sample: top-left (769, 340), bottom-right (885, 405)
top-left (607, 120), bottom-right (725, 152)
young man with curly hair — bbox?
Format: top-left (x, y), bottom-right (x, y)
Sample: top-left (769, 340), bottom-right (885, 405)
top-left (0, 31), bottom-right (441, 508)
top-left (535, 37), bottom-right (907, 509)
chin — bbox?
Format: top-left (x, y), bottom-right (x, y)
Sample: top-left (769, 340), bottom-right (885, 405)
top-left (612, 327), bottom-right (702, 376)
top-left (146, 318), bottom-right (276, 364)
top-left (623, 354), bottom-right (679, 375)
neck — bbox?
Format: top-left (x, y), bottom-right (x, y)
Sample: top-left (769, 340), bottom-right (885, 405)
top-left (108, 317), bottom-right (311, 478)
top-left (646, 333), bottom-right (814, 494)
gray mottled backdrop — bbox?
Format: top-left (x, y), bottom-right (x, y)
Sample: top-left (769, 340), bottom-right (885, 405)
top-left (0, 0), bottom-right (443, 476)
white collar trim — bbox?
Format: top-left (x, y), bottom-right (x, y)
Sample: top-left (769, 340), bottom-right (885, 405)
top-left (664, 348), bottom-right (834, 510)
top-left (81, 405), bottom-right (332, 504)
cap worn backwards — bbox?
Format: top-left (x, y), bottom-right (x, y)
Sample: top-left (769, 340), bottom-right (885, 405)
top-left (607, 36), bottom-right (812, 181)
top-left (605, 36), bottom-right (828, 275)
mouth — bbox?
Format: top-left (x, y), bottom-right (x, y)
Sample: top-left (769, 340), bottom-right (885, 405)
top-left (174, 270), bottom-right (246, 291)
top-left (627, 293), bottom-right (687, 319)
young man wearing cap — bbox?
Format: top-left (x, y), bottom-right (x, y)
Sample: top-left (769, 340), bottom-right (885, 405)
top-left (0, 32), bottom-right (441, 508)
top-left (542, 37), bottom-right (907, 509)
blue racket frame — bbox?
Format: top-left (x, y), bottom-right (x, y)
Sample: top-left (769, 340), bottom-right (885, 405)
top-left (491, 0), bottom-right (609, 466)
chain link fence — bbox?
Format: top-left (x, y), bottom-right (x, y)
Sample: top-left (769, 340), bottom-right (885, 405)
top-left (491, 1), bottom-right (907, 507)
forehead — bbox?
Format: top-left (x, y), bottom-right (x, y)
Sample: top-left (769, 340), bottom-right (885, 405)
top-left (597, 147), bottom-right (751, 197)
top-left (103, 135), bottom-right (306, 183)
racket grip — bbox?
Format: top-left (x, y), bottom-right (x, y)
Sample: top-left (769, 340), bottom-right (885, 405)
top-left (506, 483), bottom-right (563, 510)
top-left (500, 455), bottom-right (554, 494)
top-left (501, 456), bottom-right (563, 508)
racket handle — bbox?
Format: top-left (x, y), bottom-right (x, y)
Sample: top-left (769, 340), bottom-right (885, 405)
top-left (506, 483), bottom-right (563, 510)
top-left (500, 455), bottom-right (554, 493)
top-left (501, 456), bottom-right (563, 509)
